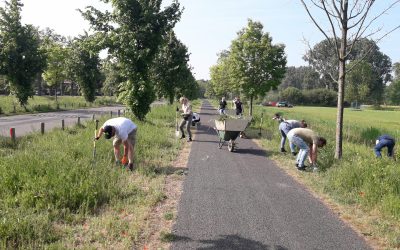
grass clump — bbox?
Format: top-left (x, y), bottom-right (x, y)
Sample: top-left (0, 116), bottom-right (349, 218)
top-left (0, 95), bottom-right (120, 115)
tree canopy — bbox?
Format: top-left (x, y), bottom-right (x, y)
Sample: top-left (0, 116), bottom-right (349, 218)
top-left (80, 0), bottom-right (182, 120)
top-left (0, 0), bottom-right (45, 106)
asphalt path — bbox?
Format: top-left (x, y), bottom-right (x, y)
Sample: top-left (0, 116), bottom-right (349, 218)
top-left (171, 100), bottom-right (371, 250)
top-left (0, 106), bottom-right (125, 137)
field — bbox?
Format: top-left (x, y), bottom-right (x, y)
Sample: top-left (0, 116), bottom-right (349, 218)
top-left (250, 105), bottom-right (400, 248)
top-left (0, 104), bottom-right (184, 249)
top-left (0, 95), bottom-right (119, 115)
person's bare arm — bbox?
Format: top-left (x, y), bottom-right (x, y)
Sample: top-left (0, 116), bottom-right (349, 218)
top-left (95, 127), bottom-right (104, 140)
top-left (309, 143), bottom-right (318, 164)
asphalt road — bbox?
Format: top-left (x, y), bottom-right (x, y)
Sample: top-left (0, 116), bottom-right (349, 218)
top-left (171, 100), bottom-right (371, 250)
top-left (0, 106), bottom-right (125, 137)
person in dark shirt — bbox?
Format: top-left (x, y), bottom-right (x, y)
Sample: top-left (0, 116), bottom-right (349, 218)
top-left (233, 96), bottom-right (243, 116)
top-left (374, 134), bottom-right (396, 158)
top-left (219, 97), bottom-right (227, 115)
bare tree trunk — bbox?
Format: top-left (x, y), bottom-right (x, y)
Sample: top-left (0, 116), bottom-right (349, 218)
top-left (249, 95), bottom-right (253, 116)
top-left (335, 61), bottom-right (345, 159)
top-left (335, 2), bottom-right (348, 159)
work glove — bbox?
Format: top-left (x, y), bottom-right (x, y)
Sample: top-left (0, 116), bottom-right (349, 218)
top-left (176, 107), bottom-right (179, 112)
top-left (94, 136), bottom-right (100, 141)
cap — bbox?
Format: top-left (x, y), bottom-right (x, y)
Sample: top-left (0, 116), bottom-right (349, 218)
top-left (103, 125), bottom-right (113, 139)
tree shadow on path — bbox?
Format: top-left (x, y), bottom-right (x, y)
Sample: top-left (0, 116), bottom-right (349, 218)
top-left (172, 234), bottom-right (288, 250)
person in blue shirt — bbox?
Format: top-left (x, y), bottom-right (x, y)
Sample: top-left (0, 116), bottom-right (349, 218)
top-left (374, 134), bottom-right (396, 158)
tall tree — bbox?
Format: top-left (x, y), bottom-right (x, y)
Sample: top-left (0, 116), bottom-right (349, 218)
top-left (279, 66), bottom-right (321, 90)
top-left (345, 60), bottom-right (374, 103)
top-left (209, 50), bottom-right (236, 98)
top-left (393, 62), bottom-right (400, 79)
top-left (80, 0), bottom-right (182, 120)
top-left (229, 19), bottom-right (287, 115)
top-left (41, 36), bottom-right (69, 102)
top-left (66, 35), bottom-right (101, 103)
top-left (151, 31), bottom-right (193, 104)
top-left (101, 58), bottom-right (125, 96)
top-left (0, 0), bottom-right (45, 106)
top-left (301, 0), bottom-right (400, 159)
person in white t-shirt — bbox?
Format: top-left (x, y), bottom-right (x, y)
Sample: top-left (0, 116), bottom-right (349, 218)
top-left (95, 117), bottom-right (137, 171)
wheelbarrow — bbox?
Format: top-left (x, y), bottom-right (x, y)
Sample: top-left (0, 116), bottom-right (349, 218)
top-left (215, 117), bottom-right (251, 152)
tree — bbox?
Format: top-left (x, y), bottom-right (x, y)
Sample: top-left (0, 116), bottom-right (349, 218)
top-left (280, 87), bottom-right (303, 104)
top-left (303, 38), bottom-right (392, 95)
top-left (385, 79), bottom-right (400, 105)
top-left (101, 59), bottom-right (125, 96)
top-left (66, 35), bottom-right (101, 103)
top-left (229, 19), bottom-right (287, 115)
top-left (80, 0), bottom-right (182, 120)
top-left (345, 60), bottom-right (374, 103)
top-left (0, 0), bottom-right (45, 106)
top-left (151, 31), bottom-right (193, 104)
top-left (209, 50), bottom-right (237, 98)
top-left (351, 39), bottom-right (392, 104)
top-left (301, 0), bottom-right (400, 159)
top-left (41, 37), bottom-right (69, 102)
top-left (393, 62), bottom-right (400, 80)
top-left (279, 66), bottom-right (321, 90)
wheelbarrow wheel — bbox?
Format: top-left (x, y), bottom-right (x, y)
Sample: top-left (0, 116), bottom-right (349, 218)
top-left (228, 139), bottom-right (234, 152)
top-left (218, 139), bottom-right (224, 149)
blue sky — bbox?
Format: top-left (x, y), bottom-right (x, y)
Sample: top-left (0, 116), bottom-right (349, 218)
top-left (17, 0), bottom-right (400, 80)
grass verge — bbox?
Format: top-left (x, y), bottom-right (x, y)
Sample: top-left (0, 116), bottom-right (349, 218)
top-left (246, 105), bottom-right (400, 249)
top-left (0, 103), bottom-right (186, 249)
top-left (0, 95), bottom-right (119, 115)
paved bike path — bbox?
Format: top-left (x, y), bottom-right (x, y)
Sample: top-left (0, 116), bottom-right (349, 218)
top-left (171, 100), bottom-right (370, 250)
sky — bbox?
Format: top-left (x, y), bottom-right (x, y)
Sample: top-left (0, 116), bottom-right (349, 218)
top-left (14, 0), bottom-right (400, 80)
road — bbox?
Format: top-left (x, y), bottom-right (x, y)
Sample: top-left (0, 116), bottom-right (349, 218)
top-left (171, 100), bottom-right (371, 250)
top-left (0, 106), bottom-right (125, 137)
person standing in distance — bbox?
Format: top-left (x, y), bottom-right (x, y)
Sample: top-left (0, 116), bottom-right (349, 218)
top-left (95, 117), bottom-right (138, 171)
top-left (219, 97), bottom-right (227, 115)
top-left (233, 96), bottom-right (243, 117)
top-left (178, 96), bottom-right (193, 142)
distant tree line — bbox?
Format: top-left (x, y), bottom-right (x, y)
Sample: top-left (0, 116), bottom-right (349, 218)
top-left (206, 36), bottom-right (400, 107)
top-left (0, 0), bottom-right (200, 119)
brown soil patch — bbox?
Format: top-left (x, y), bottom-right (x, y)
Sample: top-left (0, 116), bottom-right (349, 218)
top-left (135, 130), bottom-right (196, 250)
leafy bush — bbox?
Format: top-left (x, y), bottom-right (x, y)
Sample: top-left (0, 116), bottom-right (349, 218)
top-left (280, 87), bottom-right (303, 104)
top-left (302, 88), bottom-right (337, 106)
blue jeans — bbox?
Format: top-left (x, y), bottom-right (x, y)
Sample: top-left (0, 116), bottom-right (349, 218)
top-left (374, 139), bottom-right (395, 157)
top-left (287, 133), bottom-right (309, 167)
top-left (279, 122), bottom-right (296, 153)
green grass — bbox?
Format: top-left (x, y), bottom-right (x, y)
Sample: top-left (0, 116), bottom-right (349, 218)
top-left (0, 95), bottom-right (119, 115)
top-left (248, 105), bottom-right (400, 248)
top-left (0, 103), bottom-right (183, 249)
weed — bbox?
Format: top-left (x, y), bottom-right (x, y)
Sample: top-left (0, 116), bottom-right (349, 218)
top-left (160, 231), bottom-right (175, 242)
top-left (164, 212), bottom-right (174, 220)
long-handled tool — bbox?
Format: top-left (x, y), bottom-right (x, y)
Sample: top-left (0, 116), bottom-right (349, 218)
top-left (175, 106), bottom-right (180, 137)
top-left (258, 112), bottom-right (263, 136)
top-left (93, 120), bottom-right (99, 164)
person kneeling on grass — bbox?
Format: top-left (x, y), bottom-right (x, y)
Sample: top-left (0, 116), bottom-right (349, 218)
top-left (287, 128), bottom-right (326, 171)
top-left (273, 113), bottom-right (307, 155)
top-left (374, 134), bottom-right (396, 158)
top-left (95, 117), bottom-right (138, 171)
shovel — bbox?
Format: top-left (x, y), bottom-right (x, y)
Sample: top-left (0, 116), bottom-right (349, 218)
top-left (175, 107), bottom-right (180, 137)
top-left (258, 112), bottom-right (263, 136)
top-left (93, 120), bottom-right (99, 165)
